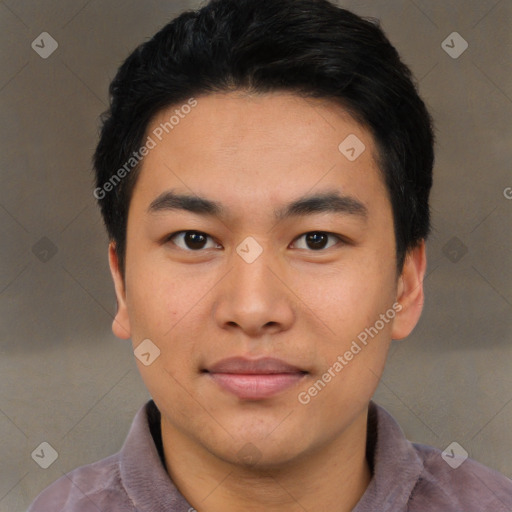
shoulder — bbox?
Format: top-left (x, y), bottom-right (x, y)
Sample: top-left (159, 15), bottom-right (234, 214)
top-left (27, 453), bottom-right (135, 512)
top-left (410, 442), bottom-right (512, 511)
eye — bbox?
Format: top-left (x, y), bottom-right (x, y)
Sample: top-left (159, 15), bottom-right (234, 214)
top-left (166, 231), bottom-right (221, 251)
top-left (291, 231), bottom-right (343, 251)
top-left (165, 230), bottom-right (343, 252)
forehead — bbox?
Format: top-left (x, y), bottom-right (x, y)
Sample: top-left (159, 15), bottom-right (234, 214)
top-left (130, 92), bottom-right (389, 221)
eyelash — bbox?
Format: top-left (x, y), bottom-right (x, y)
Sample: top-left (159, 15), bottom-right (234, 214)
top-left (164, 230), bottom-right (345, 252)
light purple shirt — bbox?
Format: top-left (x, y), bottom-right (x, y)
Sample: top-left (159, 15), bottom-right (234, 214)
top-left (28, 400), bottom-right (512, 511)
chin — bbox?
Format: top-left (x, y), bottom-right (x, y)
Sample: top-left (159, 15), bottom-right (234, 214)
top-left (205, 425), bottom-right (313, 471)
top-left (221, 443), bottom-right (307, 472)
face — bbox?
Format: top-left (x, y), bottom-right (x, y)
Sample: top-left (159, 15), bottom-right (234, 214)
top-left (109, 92), bottom-right (425, 468)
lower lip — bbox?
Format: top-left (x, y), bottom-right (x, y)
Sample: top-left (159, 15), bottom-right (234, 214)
top-left (208, 372), bottom-right (306, 400)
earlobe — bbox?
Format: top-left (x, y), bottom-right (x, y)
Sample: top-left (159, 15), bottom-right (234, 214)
top-left (391, 241), bottom-right (427, 341)
top-left (108, 243), bottom-right (131, 340)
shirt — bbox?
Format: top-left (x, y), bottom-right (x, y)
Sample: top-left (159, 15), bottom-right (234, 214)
top-left (27, 399), bottom-right (512, 511)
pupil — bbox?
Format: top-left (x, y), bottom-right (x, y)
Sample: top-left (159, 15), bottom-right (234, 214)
top-left (186, 231), bottom-right (206, 249)
top-left (307, 232), bottom-right (327, 250)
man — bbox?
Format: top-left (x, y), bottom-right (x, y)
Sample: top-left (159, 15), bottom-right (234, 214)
top-left (28, 0), bottom-right (512, 510)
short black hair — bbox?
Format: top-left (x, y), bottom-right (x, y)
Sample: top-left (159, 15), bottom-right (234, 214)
top-left (93, 0), bottom-right (434, 275)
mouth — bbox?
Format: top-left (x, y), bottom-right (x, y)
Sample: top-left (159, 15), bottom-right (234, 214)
top-left (203, 357), bottom-right (308, 400)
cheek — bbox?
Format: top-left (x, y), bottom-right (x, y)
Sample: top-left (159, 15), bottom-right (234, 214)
top-left (125, 264), bottom-right (215, 375)
top-left (293, 262), bottom-right (395, 340)
top-left (124, 274), bottom-right (174, 350)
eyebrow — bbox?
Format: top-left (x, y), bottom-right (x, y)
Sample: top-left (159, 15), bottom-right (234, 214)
top-left (147, 189), bottom-right (368, 221)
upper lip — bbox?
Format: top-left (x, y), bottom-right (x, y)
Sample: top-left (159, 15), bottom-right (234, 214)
top-left (205, 357), bottom-right (306, 374)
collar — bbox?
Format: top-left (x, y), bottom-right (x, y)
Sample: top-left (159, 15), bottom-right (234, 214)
top-left (120, 400), bottom-right (424, 511)
top-left (353, 402), bottom-right (424, 511)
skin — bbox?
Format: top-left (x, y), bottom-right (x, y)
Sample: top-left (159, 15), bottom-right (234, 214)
top-left (108, 91), bottom-right (426, 512)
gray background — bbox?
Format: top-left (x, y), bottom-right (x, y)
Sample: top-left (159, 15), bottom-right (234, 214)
top-left (1, 0), bottom-right (511, 510)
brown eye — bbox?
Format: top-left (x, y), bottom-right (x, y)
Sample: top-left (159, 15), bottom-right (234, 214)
top-left (167, 231), bottom-right (220, 251)
top-left (292, 232), bottom-right (341, 251)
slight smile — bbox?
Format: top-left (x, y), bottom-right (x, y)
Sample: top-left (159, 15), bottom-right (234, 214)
top-left (203, 357), bottom-right (309, 400)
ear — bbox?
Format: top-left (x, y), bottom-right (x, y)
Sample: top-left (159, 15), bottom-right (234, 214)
top-left (108, 242), bottom-right (131, 340)
top-left (391, 241), bottom-right (427, 340)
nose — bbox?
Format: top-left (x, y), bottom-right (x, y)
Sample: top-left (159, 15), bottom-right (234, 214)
top-left (213, 241), bottom-right (295, 337)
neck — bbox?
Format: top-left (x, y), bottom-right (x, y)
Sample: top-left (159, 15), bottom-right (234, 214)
top-left (161, 408), bottom-right (372, 512)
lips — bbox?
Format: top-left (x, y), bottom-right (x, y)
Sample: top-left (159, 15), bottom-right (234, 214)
top-left (204, 357), bottom-right (307, 400)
